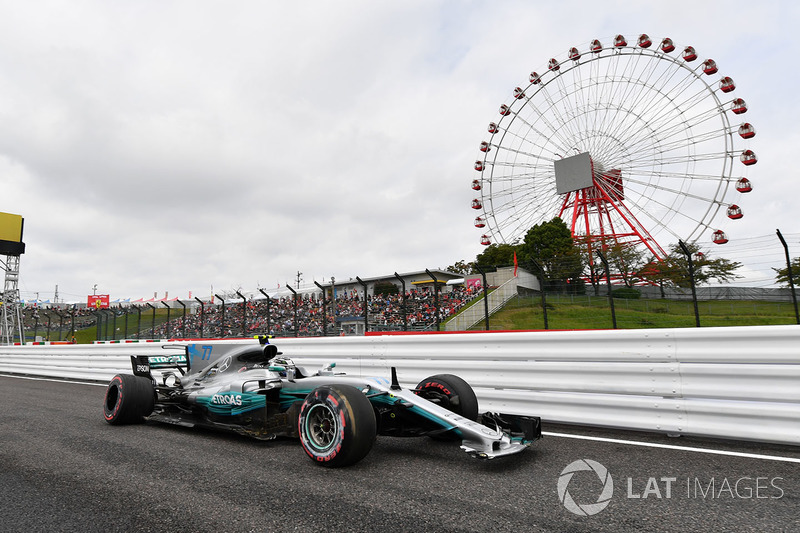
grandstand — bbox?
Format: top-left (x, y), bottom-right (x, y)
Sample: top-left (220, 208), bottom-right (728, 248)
top-left (15, 269), bottom-right (498, 341)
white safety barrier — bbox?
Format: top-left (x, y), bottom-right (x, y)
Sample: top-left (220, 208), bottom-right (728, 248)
top-left (1, 325), bottom-right (798, 446)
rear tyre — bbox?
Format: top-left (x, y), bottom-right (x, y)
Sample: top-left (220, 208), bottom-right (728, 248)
top-left (298, 385), bottom-right (376, 467)
top-left (415, 374), bottom-right (479, 439)
top-left (103, 374), bottom-right (155, 425)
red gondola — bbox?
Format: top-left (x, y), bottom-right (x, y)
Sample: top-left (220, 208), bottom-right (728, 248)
top-left (614, 35), bottom-right (627, 47)
top-left (660, 37), bottom-right (675, 53)
top-left (471, 199), bottom-right (482, 210)
top-left (638, 34), bottom-right (652, 48)
top-left (738, 123), bottom-right (755, 139)
top-left (727, 204), bottom-right (743, 219)
top-left (682, 46), bottom-right (697, 62)
top-left (712, 230), bottom-right (729, 244)
top-left (731, 98), bottom-right (747, 114)
top-left (719, 76), bottom-right (736, 93)
top-left (480, 141), bottom-right (491, 152)
top-left (694, 251), bottom-right (705, 261)
top-left (488, 122), bottom-right (499, 134)
top-left (702, 59), bottom-right (718, 75)
top-left (499, 104), bottom-right (511, 116)
top-left (569, 47), bottom-right (581, 61)
top-left (471, 179), bottom-right (482, 191)
top-left (740, 149), bottom-right (757, 166)
top-left (735, 177), bottom-right (752, 193)
top-left (529, 71), bottom-right (541, 84)
top-left (474, 161), bottom-right (484, 171)
top-left (480, 235), bottom-right (491, 246)
top-left (590, 39), bottom-right (602, 53)
top-left (474, 216), bottom-right (485, 228)
top-left (548, 58), bottom-right (560, 71)
top-left (514, 87), bottom-right (525, 99)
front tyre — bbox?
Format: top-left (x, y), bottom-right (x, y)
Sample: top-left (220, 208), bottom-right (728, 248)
top-left (415, 374), bottom-right (479, 439)
top-left (103, 374), bottom-right (155, 425)
top-left (298, 385), bottom-right (376, 467)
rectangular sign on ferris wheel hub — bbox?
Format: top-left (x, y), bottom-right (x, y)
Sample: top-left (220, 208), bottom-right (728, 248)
top-left (554, 152), bottom-right (594, 194)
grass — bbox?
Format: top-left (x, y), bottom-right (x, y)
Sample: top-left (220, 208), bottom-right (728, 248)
top-left (25, 308), bottom-right (180, 344)
top-left (470, 294), bottom-right (800, 331)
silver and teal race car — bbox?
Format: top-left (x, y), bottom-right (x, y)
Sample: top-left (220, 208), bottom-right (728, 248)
top-left (103, 337), bottom-right (541, 467)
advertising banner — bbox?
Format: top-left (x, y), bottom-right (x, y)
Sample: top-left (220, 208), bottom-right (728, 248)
top-left (87, 294), bottom-right (110, 309)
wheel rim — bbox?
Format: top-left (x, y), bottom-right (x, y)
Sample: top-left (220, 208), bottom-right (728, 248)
top-left (304, 403), bottom-right (338, 451)
top-left (419, 389), bottom-right (454, 411)
top-left (105, 385), bottom-right (119, 412)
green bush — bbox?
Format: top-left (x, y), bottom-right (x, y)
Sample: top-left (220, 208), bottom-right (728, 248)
top-left (612, 287), bottom-right (641, 299)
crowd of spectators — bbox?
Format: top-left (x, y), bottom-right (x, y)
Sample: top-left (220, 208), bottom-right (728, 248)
top-left (14, 284), bottom-right (482, 341)
top-left (140, 285), bottom-right (482, 339)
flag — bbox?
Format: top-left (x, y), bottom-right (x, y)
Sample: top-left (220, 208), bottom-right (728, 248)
top-left (513, 251), bottom-right (518, 277)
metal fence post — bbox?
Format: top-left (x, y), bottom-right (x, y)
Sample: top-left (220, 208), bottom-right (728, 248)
top-left (314, 282), bottom-right (327, 336)
top-left (425, 269), bottom-right (440, 331)
top-left (286, 285), bottom-right (298, 337)
top-left (177, 300), bottom-right (186, 338)
top-left (777, 229), bottom-right (800, 324)
top-left (94, 310), bottom-right (101, 341)
top-left (678, 240), bottom-right (701, 327)
top-left (258, 289), bottom-right (271, 336)
top-left (194, 297), bottom-right (205, 338)
top-left (528, 259), bottom-right (549, 330)
top-left (215, 294), bottom-right (225, 338)
top-left (236, 291), bottom-right (247, 337)
top-left (595, 250), bottom-right (617, 329)
top-left (393, 272), bottom-right (408, 331)
top-left (55, 309), bottom-right (64, 341)
top-left (161, 301), bottom-right (171, 339)
top-left (356, 276), bottom-right (368, 334)
top-left (475, 265), bottom-right (490, 330)
top-left (146, 303), bottom-right (156, 339)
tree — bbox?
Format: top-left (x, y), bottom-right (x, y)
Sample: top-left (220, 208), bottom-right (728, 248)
top-left (446, 259), bottom-right (476, 275)
top-left (773, 257), bottom-right (800, 287)
top-left (519, 217), bottom-right (583, 292)
top-left (647, 242), bottom-right (742, 288)
top-left (575, 237), bottom-right (653, 292)
top-left (474, 243), bottom-right (519, 270)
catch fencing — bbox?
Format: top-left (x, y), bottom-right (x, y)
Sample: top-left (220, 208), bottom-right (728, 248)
top-left (1, 325), bottom-right (798, 447)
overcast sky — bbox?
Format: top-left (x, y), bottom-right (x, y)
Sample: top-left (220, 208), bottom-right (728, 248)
top-left (2, 0), bottom-right (798, 303)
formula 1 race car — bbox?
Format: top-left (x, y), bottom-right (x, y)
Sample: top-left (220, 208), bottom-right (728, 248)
top-left (103, 337), bottom-right (541, 467)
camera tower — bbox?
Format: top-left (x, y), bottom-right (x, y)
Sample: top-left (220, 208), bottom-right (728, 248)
top-left (0, 212), bottom-right (25, 345)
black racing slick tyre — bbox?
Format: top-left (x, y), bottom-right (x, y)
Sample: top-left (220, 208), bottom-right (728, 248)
top-left (415, 374), bottom-right (479, 439)
top-left (103, 374), bottom-right (155, 425)
top-left (298, 385), bottom-right (376, 467)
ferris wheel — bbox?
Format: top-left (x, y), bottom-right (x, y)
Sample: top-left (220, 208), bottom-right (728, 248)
top-left (471, 34), bottom-right (755, 260)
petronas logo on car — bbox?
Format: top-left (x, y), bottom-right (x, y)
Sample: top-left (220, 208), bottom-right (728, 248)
top-left (211, 394), bottom-right (242, 406)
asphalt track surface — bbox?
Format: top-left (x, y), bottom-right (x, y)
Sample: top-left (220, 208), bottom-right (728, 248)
top-left (1, 375), bottom-right (798, 533)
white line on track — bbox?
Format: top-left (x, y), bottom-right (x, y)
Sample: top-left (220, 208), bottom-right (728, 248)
top-left (544, 431), bottom-right (800, 464)
top-left (0, 374), bottom-right (105, 387)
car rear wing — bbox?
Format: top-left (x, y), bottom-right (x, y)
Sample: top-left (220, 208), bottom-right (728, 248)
top-left (131, 354), bottom-right (189, 378)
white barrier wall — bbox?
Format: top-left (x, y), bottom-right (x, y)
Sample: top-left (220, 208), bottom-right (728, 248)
top-left (1, 325), bottom-right (798, 446)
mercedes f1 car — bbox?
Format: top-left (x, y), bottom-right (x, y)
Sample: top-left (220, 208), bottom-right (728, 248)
top-left (103, 337), bottom-right (541, 467)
